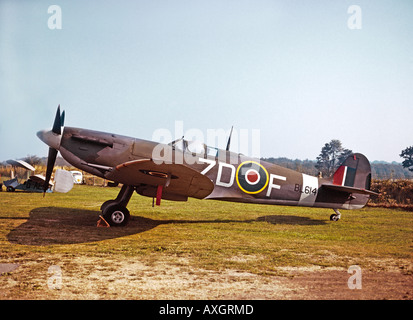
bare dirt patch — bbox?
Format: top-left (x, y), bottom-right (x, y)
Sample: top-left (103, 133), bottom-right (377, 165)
top-left (1, 254), bottom-right (411, 300)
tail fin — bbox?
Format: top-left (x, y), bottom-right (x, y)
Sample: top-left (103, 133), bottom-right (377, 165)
top-left (332, 153), bottom-right (372, 190)
top-left (319, 153), bottom-right (377, 210)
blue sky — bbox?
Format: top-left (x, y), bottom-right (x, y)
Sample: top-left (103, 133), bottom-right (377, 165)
top-left (1, 0), bottom-right (412, 162)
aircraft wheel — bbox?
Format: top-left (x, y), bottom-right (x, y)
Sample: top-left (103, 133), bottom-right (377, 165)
top-left (330, 214), bottom-right (340, 222)
top-left (6, 186), bottom-right (15, 192)
top-left (102, 204), bottom-right (130, 227)
top-left (100, 199), bottom-right (117, 212)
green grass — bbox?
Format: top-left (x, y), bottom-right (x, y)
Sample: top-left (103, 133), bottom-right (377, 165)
top-left (1, 184), bottom-right (412, 277)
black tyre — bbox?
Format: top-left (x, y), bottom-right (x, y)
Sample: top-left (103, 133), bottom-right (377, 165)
top-left (102, 204), bottom-right (130, 227)
top-left (100, 199), bottom-right (117, 212)
top-left (330, 214), bottom-right (340, 221)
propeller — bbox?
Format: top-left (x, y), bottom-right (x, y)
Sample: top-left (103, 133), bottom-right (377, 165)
top-left (42, 105), bottom-right (65, 194)
top-left (43, 147), bottom-right (58, 193)
top-left (52, 105), bottom-right (63, 135)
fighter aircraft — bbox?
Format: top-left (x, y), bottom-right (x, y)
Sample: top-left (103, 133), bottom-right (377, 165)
top-left (37, 106), bottom-right (378, 226)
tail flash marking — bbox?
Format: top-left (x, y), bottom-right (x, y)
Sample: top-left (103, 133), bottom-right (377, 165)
top-left (333, 165), bottom-right (357, 187)
top-left (333, 165), bottom-right (347, 186)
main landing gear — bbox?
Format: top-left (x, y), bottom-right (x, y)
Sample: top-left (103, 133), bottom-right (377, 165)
top-left (330, 209), bottom-right (341, 221)
top-left (100, 185), bottom-right (134, 227)
top-left (99, 183), bottom-right (165, 227)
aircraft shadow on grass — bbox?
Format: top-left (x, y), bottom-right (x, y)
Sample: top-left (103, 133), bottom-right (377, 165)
top-left (6, 207), bottom-right (326, 246)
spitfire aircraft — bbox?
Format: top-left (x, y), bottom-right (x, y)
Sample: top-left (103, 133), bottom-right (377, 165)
top-left (37, 106), bottom-right (378, 226)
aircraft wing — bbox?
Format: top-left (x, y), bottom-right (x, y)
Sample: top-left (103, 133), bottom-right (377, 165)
top-left (104, 159), bottom-right (214, 199)
top-left (7, 159), bottom-right (35, 171)
top-left (321, 184), bottom-right (378, 196)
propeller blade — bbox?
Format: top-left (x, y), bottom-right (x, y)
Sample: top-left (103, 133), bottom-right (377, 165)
top-left (60, 110), bottom-right (65, 127)
top-left (43, 147), bottom-right (58, 193)
top-left (52, 105), bottom-right (62, 135)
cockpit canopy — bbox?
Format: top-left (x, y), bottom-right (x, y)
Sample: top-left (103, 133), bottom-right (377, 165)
top-left (168, 137), bottom-right (219, 158)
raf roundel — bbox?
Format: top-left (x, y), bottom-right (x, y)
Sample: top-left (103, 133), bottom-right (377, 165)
top-left (236, 161), bottom-right (269, 194)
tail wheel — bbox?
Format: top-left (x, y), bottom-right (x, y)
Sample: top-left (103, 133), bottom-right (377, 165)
top-left (330, 214), bottom-right (340, 221)
top-left (102, 204), bottom-right (130, 227)
top-left (330, 209), bottom-right (341, 221)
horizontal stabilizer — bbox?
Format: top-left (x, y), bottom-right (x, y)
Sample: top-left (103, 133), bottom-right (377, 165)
top-left (322, 184), bottom-right (378, 196)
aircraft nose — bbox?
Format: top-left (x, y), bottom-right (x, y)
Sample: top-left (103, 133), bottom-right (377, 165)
top-left (37, 129), bottom-right (62, 150)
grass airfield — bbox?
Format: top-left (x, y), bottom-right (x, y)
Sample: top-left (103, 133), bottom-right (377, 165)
top-left (0, 185), bottom-right (412, 299)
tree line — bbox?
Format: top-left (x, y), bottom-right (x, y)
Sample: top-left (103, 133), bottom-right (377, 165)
top-left (263, 140), bottom-right (413, 180)
top-left (263, 156), bottom-right (413, 180)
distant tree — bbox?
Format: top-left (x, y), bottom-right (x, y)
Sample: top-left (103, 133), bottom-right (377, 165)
top-left (315, 139), bottom-right (352, 177)
top-left (21, 155), bottom-right (42, 166)
top-left (316, 143), bottom-right (333, 177)
top-left (337, 148), bottom-right (353, 164)
top-left (400, 146), bottom-right (413, 172)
